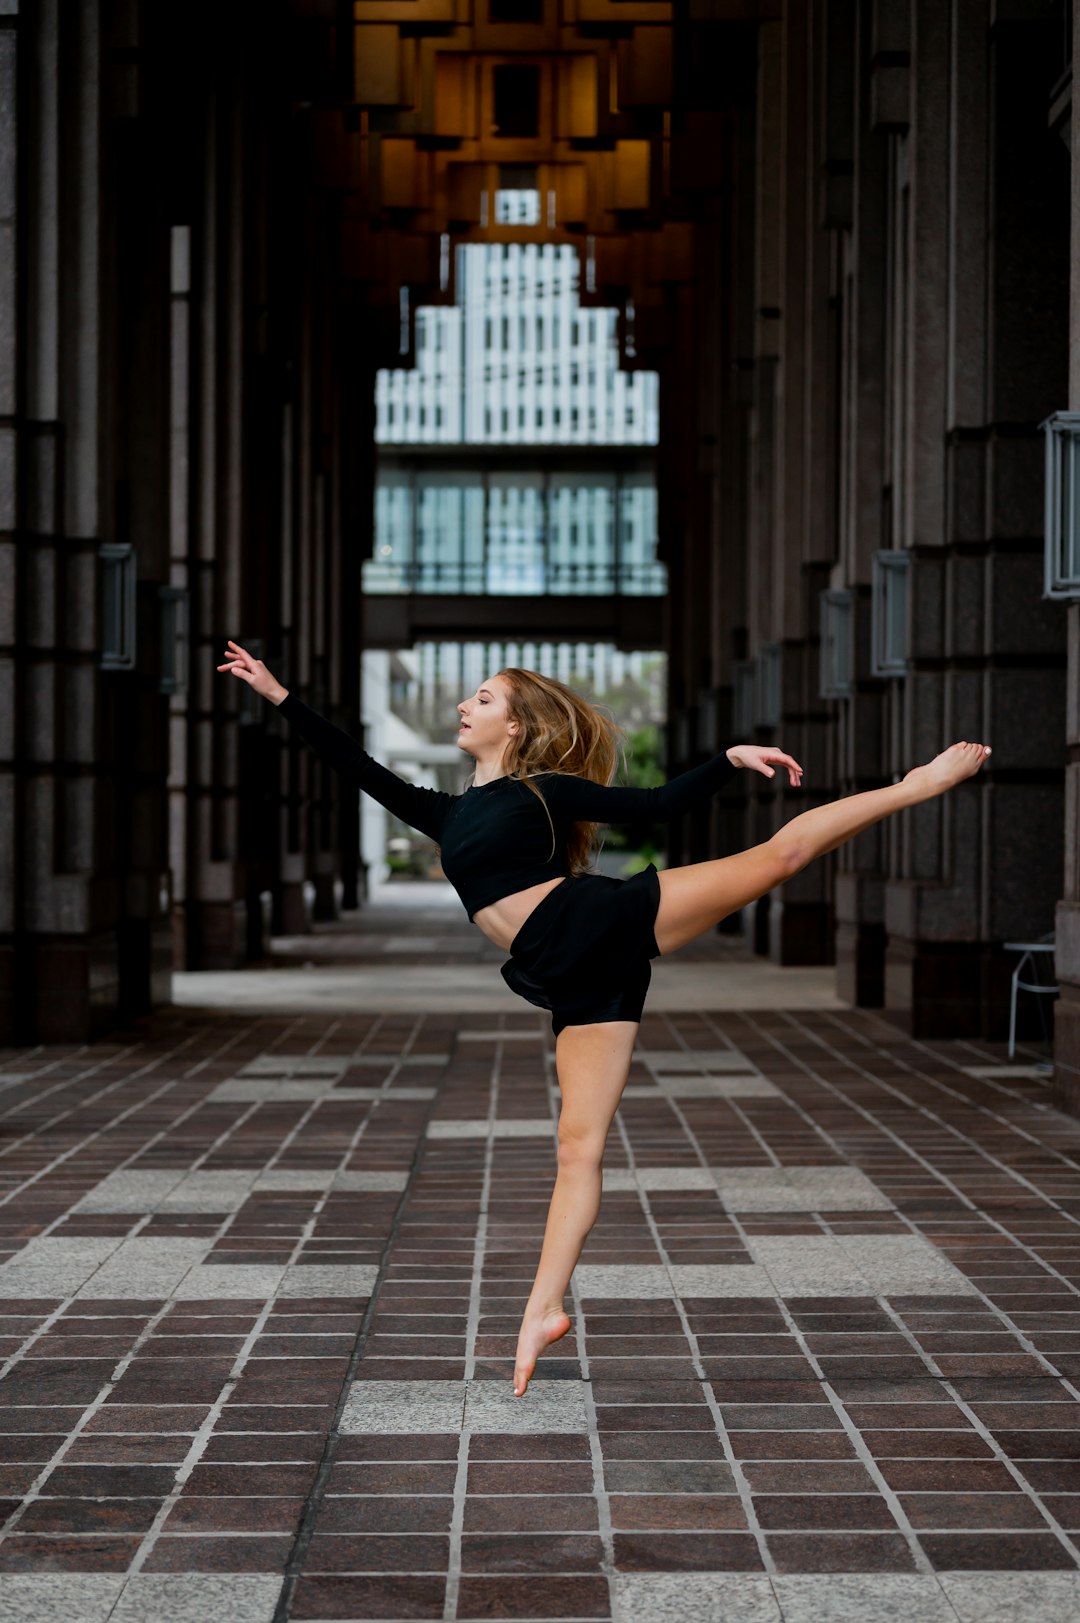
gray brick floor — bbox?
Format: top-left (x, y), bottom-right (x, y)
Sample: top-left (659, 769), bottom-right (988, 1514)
top-left (0, 891), bottom-right (1077, 1620)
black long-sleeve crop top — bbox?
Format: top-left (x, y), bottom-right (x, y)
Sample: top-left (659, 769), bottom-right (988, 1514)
top-left (279, 692), bottom-right (740, 919)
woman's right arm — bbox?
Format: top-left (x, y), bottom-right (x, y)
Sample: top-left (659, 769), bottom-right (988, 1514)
top-left (217, 640), bottom-right (453, 841)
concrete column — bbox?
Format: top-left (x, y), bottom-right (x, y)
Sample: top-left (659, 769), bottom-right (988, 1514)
top-left (832, 1), bottom-right (894, 1006)
top-left (1053, 1), bottom-right (1080, 1111)
top-left (881, 0), bottom-right (1068, 1037)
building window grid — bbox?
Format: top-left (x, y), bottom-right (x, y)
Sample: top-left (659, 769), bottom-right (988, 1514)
top-left (372, 192), bottom-right (661, 590)
top-left (871, 553), bottom-right (911, 676)
top-left (819, 589), bottom-right (854, 699)
top-left (100, 544), bottom-right (137, 671)
top-left (1042, 410), bottom-right (1080, 598)
top-left (755, 642), bottom-right (782, 727)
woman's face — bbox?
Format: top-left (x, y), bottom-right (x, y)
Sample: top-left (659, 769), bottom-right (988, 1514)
top-left (456, 673), bottom-right (519, 760)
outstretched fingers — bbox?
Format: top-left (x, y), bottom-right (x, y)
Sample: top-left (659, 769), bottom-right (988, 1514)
top-left (216, 640), bottom-right (257, 682)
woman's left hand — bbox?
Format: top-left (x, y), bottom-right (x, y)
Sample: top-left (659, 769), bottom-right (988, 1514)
top-left (726, 745), bottom-right (804, 787)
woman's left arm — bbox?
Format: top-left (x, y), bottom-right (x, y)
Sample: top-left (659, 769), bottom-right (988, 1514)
top-left (541, 744), bottom-right (804, 823)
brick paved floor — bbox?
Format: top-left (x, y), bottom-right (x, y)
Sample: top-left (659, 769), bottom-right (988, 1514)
top-left (1, 892), bottom-right (1079, 1621)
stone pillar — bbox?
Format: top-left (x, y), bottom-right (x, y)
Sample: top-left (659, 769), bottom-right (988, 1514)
top-left (879, 0), bottom-right (1068, 1037)
top-left (832, 0), bottom-right (891, 1006)
top-left (1053, 5), bottom-right (1080, 1113)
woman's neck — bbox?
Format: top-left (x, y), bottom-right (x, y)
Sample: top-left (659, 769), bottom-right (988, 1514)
top-left (472, 758), bottom-right (507, 787)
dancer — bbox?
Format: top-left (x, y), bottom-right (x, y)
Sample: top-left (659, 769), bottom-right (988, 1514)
top-left (218, 641), bottom-right (991, 1395)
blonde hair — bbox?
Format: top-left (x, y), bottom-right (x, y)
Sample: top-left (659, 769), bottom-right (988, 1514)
top-left (498, 667), bottom-right (624, 874)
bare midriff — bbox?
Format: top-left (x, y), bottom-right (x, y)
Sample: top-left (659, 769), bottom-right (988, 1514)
top-left (471, 876), bottom-right (568, 953)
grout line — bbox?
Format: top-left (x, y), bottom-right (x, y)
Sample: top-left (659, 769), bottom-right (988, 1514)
top-left (876, 1295), bottom-right (1080, 1567)
top-left (737, 1011), bottom-right (1080, 1402)
top-left (718, 1206), bottom-right (937, 1578)
top-left (814, 1008), bottom-right (1080, 1172)
top-left (611, 1107), bottom-right (776, 1578)
top-left (0, 1016), bottom-right (332, 1381)
top-left (270, 1012), bottom-right (448, 1623)
top-left (443, 1032), bottom-right (499, 1622)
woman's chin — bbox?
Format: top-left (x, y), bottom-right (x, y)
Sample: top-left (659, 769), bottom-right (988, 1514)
top-left (456, 734), bottom-right (475, 755)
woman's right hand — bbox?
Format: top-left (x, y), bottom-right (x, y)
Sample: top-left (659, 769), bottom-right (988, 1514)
top-left (216, 640), bottom-right (288, 705)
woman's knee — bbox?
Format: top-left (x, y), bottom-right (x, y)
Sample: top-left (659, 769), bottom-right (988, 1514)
top-left (557, 1126), bottom-right (605, 1174)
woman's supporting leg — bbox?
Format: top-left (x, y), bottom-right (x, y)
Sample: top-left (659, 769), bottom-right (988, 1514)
top-left (513, 1019), bottom-right (639, 1397)
top-left (654, 740), bottom-right (991, 956)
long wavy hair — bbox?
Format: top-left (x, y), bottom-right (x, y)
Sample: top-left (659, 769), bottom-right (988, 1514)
top-left (497, 667), bottom-right (624, 874)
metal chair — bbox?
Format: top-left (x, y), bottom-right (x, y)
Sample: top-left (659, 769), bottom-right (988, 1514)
top-left (1003, 935), bottom-right (1058, 1058)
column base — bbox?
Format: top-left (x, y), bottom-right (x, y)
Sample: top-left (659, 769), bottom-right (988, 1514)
top-left (1051, 984), bottom-right (1080, 1118)
top-left (312, 873), bottom-right (340, 923)
top-left (118, 918), bottom-right (173, 1016)
top-left (835, 920), bottom-right (885, 1007)
top-left (768, 898), bottom-right (835, 967)
top-left (882, 937), bottom-right (1015, 1039)
top-left (186, 901), bottom-right (248, 971)
top-left (0, 934), bottom-right (121, 1044)
top-left (277, 880), bottom-right (313, 937)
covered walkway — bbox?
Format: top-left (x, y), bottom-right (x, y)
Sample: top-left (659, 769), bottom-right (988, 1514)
top-left (0, 892), bottom-right (1078, 1621)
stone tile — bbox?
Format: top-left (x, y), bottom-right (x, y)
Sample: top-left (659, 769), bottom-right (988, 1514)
top-left (747, 1236), bottom-right (978, 1298)
top-left (713, 1168), bottom-right (893, 1213)
top-left (601, 1170), bottom-right (641, 1191)
top-left (671, 1265), bottom-right (778, 1298)
top-left (463, 1379), bottom-right (588, 1434)
top-left (941, 1571), bottom-right (1080, 1621)
top-left (0, 1575), bottom-right (125, 1622)
top-left (278, 1265), bottom-right (377, 1297)
top-left (633, 1168), bottom-right (717, 1191)
top-left (74, 1173), bottom-right (188, 1213)
top-left (576, 1265), bottom-right (673, 1299)
top-left (252, 1171), bottom-right (335, 1191)
top-left (239, 1056), bottom-right (349, 1076)
top-left (340, 1379), bottom-right (467, 1434)
top-left (332, 1171), bottom-right (409, 1191)
top-left (426, 1118), bottom-right (552, 1139)
top-left (171, 1265), bottom-right (287, 1299)
top-left (210, 1080), bottom-right (380, 1102)
top-left (612, 1573), bottom-right (780, 1622)
top-left (159, 1173), bottom-right (260, 1212)
top-left (960, 1066), bottom-right (1050, 1081)
top-left (643, 1050), bottom-right (757, 1073)
top-left (657, 1076), bottom-right (783, 1099)
top-left (111, 1573), bottom-right (284, 1621)
top-left (772, 1574), bottom-right (953, 1621)
top-left (73, 1239), bottom-right (213, 1298)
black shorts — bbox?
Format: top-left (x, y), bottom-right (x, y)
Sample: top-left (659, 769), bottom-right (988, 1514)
top-left (500, 865), bottom-right (662, 1036)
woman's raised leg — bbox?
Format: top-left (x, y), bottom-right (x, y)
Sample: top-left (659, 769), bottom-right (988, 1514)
top-left (513, 1020), bottom-right (638, 1397)
top-left (654, 740), bottom-right (991, 956)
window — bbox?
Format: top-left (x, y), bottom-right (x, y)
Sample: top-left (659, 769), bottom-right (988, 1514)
top-left (101, 545), bottom-right (136, 670)
top-left (819, 589), bottom-right (854, 698)
top-left (1042, 410), bottom-right (1080, 598)
top-left (755, 642), bottom-right (781, 726)
top-left (489, 0), bottom-right (543, 21)
top-left (492, 65), bottom-right (540, 139)
top-left (871, 552), bottom-right (910, 676)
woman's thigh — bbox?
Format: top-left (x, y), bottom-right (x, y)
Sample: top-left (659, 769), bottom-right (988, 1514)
top-left (654, 844), bottom-right (789, 956)
top-left (553, 1021), bottom-right (639, 1152)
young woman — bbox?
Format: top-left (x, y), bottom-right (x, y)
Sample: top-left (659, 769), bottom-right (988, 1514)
top-left (218, 640), bottom-right (991, 1396)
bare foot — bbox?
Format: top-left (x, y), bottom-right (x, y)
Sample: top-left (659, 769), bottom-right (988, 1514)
top-left (513, 1307), bottom-right (572, 1397)
top-left (905, 741), bottom-right (991, 795)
